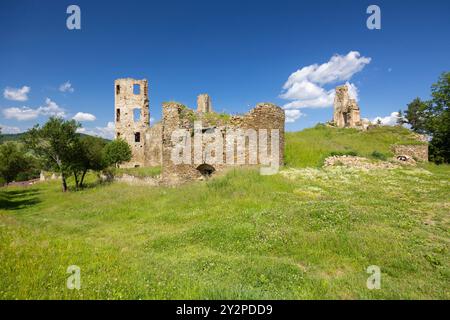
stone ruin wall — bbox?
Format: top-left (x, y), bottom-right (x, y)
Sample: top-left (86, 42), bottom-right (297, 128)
top-left (391, 144), bottom-right (429, 162)
top-left (197, 94), bottom-right (213, 113)
top-left (333, 85), bottom-right (361, 128)
top-left (114, 78), bottom-right (285, 180)
top-left (161, 102), bottom-right (285, 182)
top-left (144, 122), bottom-right (162, 167)
top-left (114, 78), bottom-right (149, 168)
top-left (115, 78), bottom-right (162, 168)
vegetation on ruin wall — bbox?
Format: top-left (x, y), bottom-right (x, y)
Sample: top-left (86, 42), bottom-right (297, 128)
top-left (176, 104), bottom-right (232, 126)
top-left (285, 125), bottom-right (426, 168)
top-left (1, 165), bottom-right (449, 299)
top-left (112, 166), bottom-right (161, 178)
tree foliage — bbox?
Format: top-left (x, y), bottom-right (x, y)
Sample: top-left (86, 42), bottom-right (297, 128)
top-left (404, 72), bottom-right (450, 163)
top-left (23, 117), bottom-right (80, 192)
top-left (0, 142), bottom-right (31, 184)
top-left (103, 138), bottom-right (132, 168)
top-left (71, 135), bottom-right (108, 188)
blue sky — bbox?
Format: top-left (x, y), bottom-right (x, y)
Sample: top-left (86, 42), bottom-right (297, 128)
top-left (1, 0), bottom-right (449, 137)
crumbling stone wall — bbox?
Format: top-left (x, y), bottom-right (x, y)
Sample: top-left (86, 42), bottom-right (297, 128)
top-left (115, 78), bottom-right (162, 168)
top-left (197, 94), bottom-right (213, 113)
top-left (391, 144), bottom-right (428, 162)
top-left (115, 78), bottom-right (150, 168)
top-left (333, 85), bottom-right (361, 128)
top-left (144, 122), bottom-right (162, 167)
top-left (115, 78), bottom-right (285, 181)
top-left (161, 102), bottom-right (285, 182)
top-left (161, 102), bottom-right (200, 182)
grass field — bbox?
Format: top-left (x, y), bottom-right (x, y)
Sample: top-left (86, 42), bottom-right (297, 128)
top-left (0, 126), bottom-right (449, 299)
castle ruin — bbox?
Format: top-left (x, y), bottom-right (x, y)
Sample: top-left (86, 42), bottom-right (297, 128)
top-left (332, 85), bottom-right (361, 128)
top-left (114, 78), bottom-right (285, 181)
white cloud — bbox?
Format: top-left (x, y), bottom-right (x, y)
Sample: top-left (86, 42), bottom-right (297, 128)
top-left (73, 112), bottom-right (96, 122)
top-left (2, 98), bottom-right (66, 121)
top-left (39, 98), bottom-right (66, 117)
top-left (372, 112), bottom-right (400, 126)
top-left (285, 109), bottom-right (303, 123)
top-left (59, 81), bottom-right (74, 93)
top-left (3, 86), bottom-right (30, 101)
top-left (345, 81), bottom-right (359, 101)
top-left (77, 122), bottom-right (115, 139)
top-left (280, 51), bottom-right (370, 109)
top-left (0, 124), bottom-right (22, 134)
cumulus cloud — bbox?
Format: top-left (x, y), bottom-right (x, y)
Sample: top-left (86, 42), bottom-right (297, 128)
top-left (59, 81), bottom-right (74, 93)
top-left (2, 98), bottom-right (66, 121)
top-left (0, 124), bottom-right (22, 134)
top-left (285, 109), bottom-right (303, 123)
top-left (77, 122), bottom-right (115, 139)
top-left (372, 112), bottom-right (401, 126)
top-left (3, 86), bottom-right (30, 101)
top-left (280, 51), bottom-right (370, 110)
top-left (73, 112), bottom-right (96, 122)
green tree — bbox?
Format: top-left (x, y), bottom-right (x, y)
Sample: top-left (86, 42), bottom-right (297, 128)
top-left (103, 138), bottom-right (132, 168)
top-left (23, 117), bottom-right (80, 192)
top-left (404, 98), bottom-right (430, 133)
top-left (0, 142), bottom-right (31, 184)
top-left (404, 72), bottom-right (450, 163)
top-left (71, 135), bottom-right (108, 188)
top-left (428, 72), bottom-right (450, 163)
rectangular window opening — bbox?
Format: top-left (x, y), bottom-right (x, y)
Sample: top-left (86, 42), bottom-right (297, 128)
top-left (116, 108), bottom-right (121, 121)
top-left (134, 132), bottom-right (141, 143)
top-left (133, 84), bottom-right (140, 95)
top-left (133, 108), bottom-right (141, 122)
top-left (116, 85), bottom-right (120, 95)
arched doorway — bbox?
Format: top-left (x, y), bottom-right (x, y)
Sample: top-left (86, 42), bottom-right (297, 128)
top-left (196, 164), bottom-right (215, 178)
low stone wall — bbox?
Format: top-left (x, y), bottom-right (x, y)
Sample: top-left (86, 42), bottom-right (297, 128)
top-left (391, 144), bottom-right (428, 162)
top-left (114, 174), bottom-right (160, 186)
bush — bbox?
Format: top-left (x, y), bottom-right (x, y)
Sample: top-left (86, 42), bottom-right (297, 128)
top-left (371, 150), bottom-right (388, 161)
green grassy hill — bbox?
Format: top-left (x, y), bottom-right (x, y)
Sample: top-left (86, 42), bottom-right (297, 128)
top-left (0, 126), bottom-right (448, 300)
top-left (285, 125), bottom-right (425, 167)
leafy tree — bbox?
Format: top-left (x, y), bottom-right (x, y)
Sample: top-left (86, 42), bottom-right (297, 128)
top-left (403, 72), bottom-right (449, 163)
top-left (404, 98), bottom-right (430, 133)
top-left (428, 72), bottom-right (450, 163)
top-left (0, 142), bottom-right (31, 184)
top-left (71, 135), bottom-right (108, 188)
top-left (23, 117), bottom-right (80, 192)
top-left (103, 138), bottom-right (132, 168)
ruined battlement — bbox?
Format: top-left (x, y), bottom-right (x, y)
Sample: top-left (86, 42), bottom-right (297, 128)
top-left (114, 78), bottom-right (285, 180)
top-left (333, 85), bottom-right (361, 128)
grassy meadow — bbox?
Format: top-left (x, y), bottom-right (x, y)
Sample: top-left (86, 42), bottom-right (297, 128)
top-left (0, 126), bottom-right (449, 299)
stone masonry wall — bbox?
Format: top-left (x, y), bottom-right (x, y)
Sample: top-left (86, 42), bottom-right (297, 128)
top-left (161, 102), bottom-right (285, 182)
top-left (391, 144), bottom-right (429, 162)
top-left (115, 78), bottom-right (150, 168)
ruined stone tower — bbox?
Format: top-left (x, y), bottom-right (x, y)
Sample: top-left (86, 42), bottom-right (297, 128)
top-left (333, 85), bottom-right (361, 128)
top-left (114, 78), bottom-right (150, 167)
top-left (197, 94), bottom-right (213, 113)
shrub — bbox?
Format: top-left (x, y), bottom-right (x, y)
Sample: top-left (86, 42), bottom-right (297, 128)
top-left (371, 150), bottom-right (388, 161)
